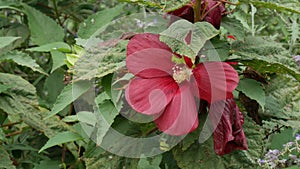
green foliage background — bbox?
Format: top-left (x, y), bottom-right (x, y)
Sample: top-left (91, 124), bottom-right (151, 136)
top-left (0, 0), bottom-right (299, 168)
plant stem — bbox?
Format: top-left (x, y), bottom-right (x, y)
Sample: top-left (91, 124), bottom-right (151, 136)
top-left (52, 0), bottom-right (63, 26)
top-left (200, 2), bottom-right (222, 20)
top-left (194, 0), bottom-right (202, 22)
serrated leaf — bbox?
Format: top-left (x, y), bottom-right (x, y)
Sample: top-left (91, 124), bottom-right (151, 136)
top-left (160, 20), bottom-right (219, 60)
top-left (22, 3), bottom-right (64, 45)
top-left (0, 51), bottom-right (47, 75)
top-left (232, 36), bottom-right (300, 82)
top-left (27, 42), bottom-right (71, 52)
top-left (237, 78), bottom-right (265, 111)
top-left (73, 40), bottom-right (127, 81)
top-left (261, 75), bottom-right (300, 120)
top-left (39, 131), bottom-right (83, 153)
top-left (0, 73), bottom-right (79, 157)
top-left (246, 0), bottom-right (300, 15)
top-left (78, 4), bottom-right (125, 39)
top-left (0, 36), bottom-right (20, 48)
top-left (0, 146), bottom-right (16, 169)
top-left (46, 81), bottom-right (91, 119)
top-left (84, 141), bottom-right (139, 169)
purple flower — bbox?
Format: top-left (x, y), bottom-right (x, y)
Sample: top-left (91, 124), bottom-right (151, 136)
top-left (295, 133), bottom-right (300, 141)
top-left (259, 159), bottom-right (266, 165)
top-left (293, 55), bottom-right (300, 66)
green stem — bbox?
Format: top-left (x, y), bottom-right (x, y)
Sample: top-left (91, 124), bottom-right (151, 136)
top-left (52, 0), bottom-right (62, 26)
top-left (194, 0), bottom-right (202, 22)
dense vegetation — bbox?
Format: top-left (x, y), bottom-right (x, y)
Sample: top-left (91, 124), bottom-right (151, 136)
top-left (0, 0), bottom-right (299, 168)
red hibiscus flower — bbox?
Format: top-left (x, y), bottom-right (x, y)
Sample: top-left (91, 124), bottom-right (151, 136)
top-left (168, 0), bottom-right (226, 29)
top-left (125, 33), bottom-right (239, 136)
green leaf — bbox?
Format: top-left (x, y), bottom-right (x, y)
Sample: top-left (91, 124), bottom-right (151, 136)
top-left (79, 100), bottom-right (119, 145)
top-left (237, 78), bottom-right (265, 111)
top-left (45, 81), bottom-right (91, 119)
top-left (73, 40), bottom-right (127, 81)
top-left (137, 155), bottom-right (162, 169)
top-left (201, 38), bottom-right (230, 61)
top-left (22, 3), bottom-right (64, 45)
top-left (0, 36), bottom-right (20, 48)
top-left (33, 160), bottom-right (61, 169)
top-left (173, 113), bottom-right (264, 169)
top-left (0, 24), bottom-right (30, 55)
top-left (161, 0), bottom-right (190, 11)
top-left (0, 73), bottom-right (79, 157)
top-left (78, 4), bottom-right (125, 39)
top-left (84, 142), bottom-right (139, 169)
top-left (27, 42), bottom-right (71, 52)
top-left (269, 128), bottom-right (294, 150)
top-left (221, 17), bottom-right (245, 40)
top-left (50, 51), bottom-right (66, 73)
top-left (261, 75), bottom-right (300, 120)
top-left (232, 36), bottom-right (300, 82)
top-left (42, 68), bottom-right (65, 107)
top-left (160, 20), bottom-right (219, 61)
top-left (0, 51), bottom-right (47, 75)
top-left (0, 146), bottom-right (16, 169)
top-left (0, 84), bottom-right (10, 94)
top-left (39, 131), bottom-right (83, 153)
top-left (246, 0), bottom-right (300, 15)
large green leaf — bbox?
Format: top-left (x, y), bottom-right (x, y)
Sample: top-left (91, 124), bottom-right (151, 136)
top-left (0, 146), bottom-right (16, 169)
top-left (46, 81), bottom-right (91, 119)
top-left (237, 78), bottom-right (266, 111)
top-left (160, 20), bottom-right (219, 60)
top-left (78, 4), bottom-right (125, 39)
top-left (39, 131), bottom-right (83, 152)
top-left (0, 51), bottom-right (47, 75)
top-left (22, 4), bottom-right (64, 45)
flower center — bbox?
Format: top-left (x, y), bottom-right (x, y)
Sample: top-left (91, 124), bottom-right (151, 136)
top-left (172, 65), bottom-right (192, 84)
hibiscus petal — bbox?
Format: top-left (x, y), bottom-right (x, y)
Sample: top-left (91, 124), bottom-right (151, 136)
top-left (125, 77), bottom-right (178, 115)
top-left (203, 0), bottom-right (226, 29)
top-left (126, 33), bottom-right (175, 78)
top-left (192, 62), bottom-right (239, 103)
top-left (154, 82), bottom-right (198, 136)
top-left (209, 99), bottom-right (248, 155)
top-left (168, 3), bottom-right (194, 24)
